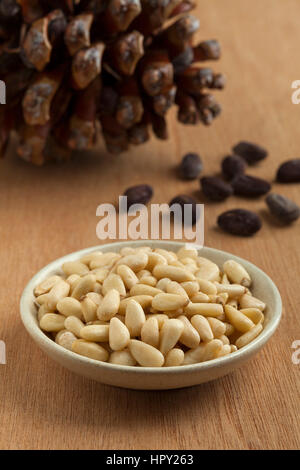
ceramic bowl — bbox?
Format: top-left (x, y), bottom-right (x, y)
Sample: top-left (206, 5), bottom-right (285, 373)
top-left (20, 241), bottom-right (282, 390)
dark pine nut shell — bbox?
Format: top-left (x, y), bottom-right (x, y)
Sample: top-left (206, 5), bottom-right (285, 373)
top-left (232, 174), bottom-right (271, 198)
top-left (276, 159), bottom-right (300, 183)
top-left (218, 209), bottom-right (262, 236)
top-left (233, 141), bottom-right (268, 165)
top-left (201, 176), bottom-right (233, 201)
top-left (266, 193), bottom-right (300, 224)
top-left (221, 155), bottom-right (247, 180)
top-left (123, 184), bottom-right (153, 209)
top-left (180, 153), bottom-right (203, 180)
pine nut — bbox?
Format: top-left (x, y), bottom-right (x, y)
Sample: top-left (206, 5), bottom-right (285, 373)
top-left (89, 252), bottom-right (121, 269)
top-left (102, 273), bottom-right (126, 296)
top-left (219, 334), bottom-right (230, 345)
top-left (80, 251), bottom-right (103, 266)
top-left (118, 295), bottom-right (153, 315)
top-left (136, 246), bottom-right (152, 253)
top-left (145, 314), bottom-right (168, 329)
top-left (198, 279), bottom-right (218, 295)
top-left (195, 257), bottom-right (220, 281)
top-left (130, 284), bottom-right (162, 297)
top-left (208, 293), bottom-right (229, 305)
top-left (64, 316), bottom-right (85, 337)
top-left (159, 319), bottom-right (184, 355)
top-left (66, 274), bottom-right (81, 293)
top-left (97, 289), bottom-right (120, 321)
top-left (55, 329), bottom-right (77, 351)
top-left (215, 283), bottom-right (247, 299)
top-left (235, 323), bottom-right (263, 349)
top-left (156, 278), bottom-right (171, 291)
top-left (164, 348), bottom-right (184, 367)
top-left (217, 345), bottom-right (231, 357)
top-left (109, 350), bottom-right (137, 366)
top-left (190, 293), bottom-right (210, 303)
top-left (183, 339), bottom-right (223, 365)
top-left (40, 313), bottom-right (66, 332)
top-left (38, 304), bottom-right (51, 321)
top-left (179, 257), bottom-right (197, 266)
top-left (72, 339), bottom-right (109, 362)
top-left (224, 322), bottom-right (235, 336)
top-left (227, 299), bottom-right (238, 308)
top-left (71, 274), bottom-right (95, 300)
top-left (80, 325), bottom-right (109, 342)
top-left (221, 273), bottom-right (230, 285)
top-left (166, 281), bottom-right (189, 299)
top-left (129, 340), bottom-right (164, 367)
top-left (166, 309), bottom-right (184, 318)
top-left (152, 264), bottom-right (195, 282)
top-left (47, 280), bottom-right (71, 310)
top-left (57, 297), bottom-right (83, 319)
top-left (34, 275), bottom-right (61, 296)
top-left (86, 292), bottom-right (102, 305)
top-left (109, 317), bottom-right (130, 351)
top-left (116, 253), bottom-right (148, 272)
top-left (230, 345), bottom-right (238, 352)
top-left (93, 282), bottom-right (102, 294)
top-left (141, 317), bottom-right (160, 348)
top-left (139, 275), bottom-right (157, 287)
top-left (216, 293), bottom-right (229, 305)
top-left (240, 293), bottom-right (266, 311)
top-left (216, 312), bottom-right (226, 322)
top-left (225, 305), bottom-right (255, 333)
top-left (184, 302), bottom-right (224, 317)
top-left (125, 299), bottom-right (146, 337)
top-left (169, 260), bottom-right (185, 268)
top-left (181, 281), bottom-right (199, 297)
top-left (136, 269), bottom-right (152, 279)
top-left (35, 299), bottom-right (52, 313)
top-left (182, 263), bottom-right (198, 274)
top-left (117, 264), bottom-right (139, 289)
top-left (152, 293), bottom-right (189, 311)
top-left (36, 280), bottom-right (70, 309)
top-left (62, 261), bottom-right (89, 277)
top-left (223, 260), bottom-right (251, 287)
top-left (191, 315), bottom-right (214, 342)
top-left (177, 247), bottom-right (198, 260)
top-left (178, 315), bottom-right (200, 349)
top-left (91, 267), bottom-right (109, 283)
top-left (240, 308), bottom-right (264, 324)
top-left (207, 317), bottom-right (226, 338)
top-left (146, 252), bottom-right (168, 270)
top-left (154, 248), bottom-right (177, 263)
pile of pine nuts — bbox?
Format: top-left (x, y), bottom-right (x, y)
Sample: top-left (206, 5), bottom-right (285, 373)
top-left (34, 246), bottom-right (266, 367)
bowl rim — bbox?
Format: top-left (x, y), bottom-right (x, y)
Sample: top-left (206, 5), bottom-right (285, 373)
top-left (20, 240), bottom-right (282, 375)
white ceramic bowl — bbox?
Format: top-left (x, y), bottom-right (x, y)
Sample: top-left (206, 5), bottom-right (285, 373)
top-left (20, 241), bottom-right (282, 390)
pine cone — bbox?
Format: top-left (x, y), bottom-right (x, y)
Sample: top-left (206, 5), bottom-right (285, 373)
top-left (0, 0), bottom-right (225, 164)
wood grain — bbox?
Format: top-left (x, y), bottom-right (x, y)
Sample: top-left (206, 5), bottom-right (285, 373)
top-left (0, 0), bottom-right (300, 450)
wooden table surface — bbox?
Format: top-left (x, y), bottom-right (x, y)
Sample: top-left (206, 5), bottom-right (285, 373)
top-left (1, 0), bottom-right (300, 450)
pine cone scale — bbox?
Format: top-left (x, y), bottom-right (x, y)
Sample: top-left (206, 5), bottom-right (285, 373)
top-left (0, 0), bottom-right (224, 163)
